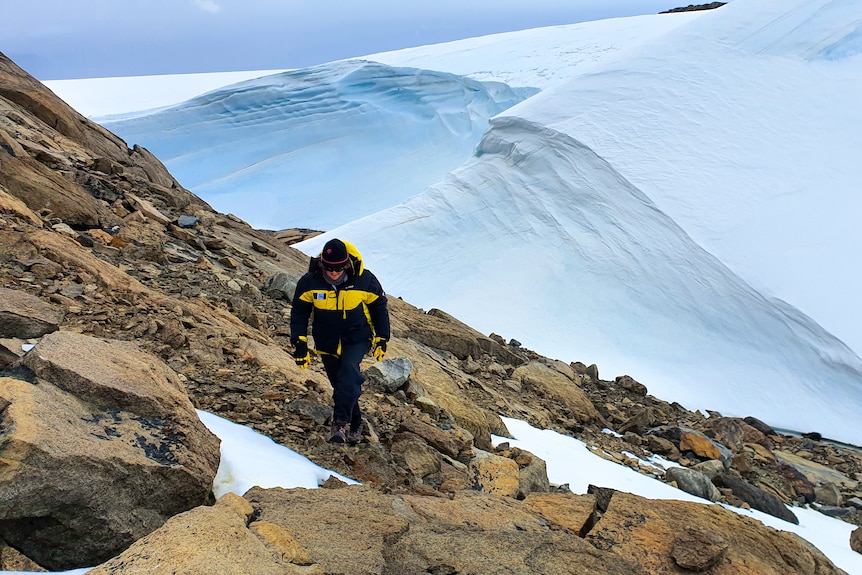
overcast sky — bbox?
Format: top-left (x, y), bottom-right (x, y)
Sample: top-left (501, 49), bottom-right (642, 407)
top-left (4, 0), bottom-right (678, 80)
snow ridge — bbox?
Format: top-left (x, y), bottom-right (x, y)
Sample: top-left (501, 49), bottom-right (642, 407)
top-left (102, 60), bottom-right (536, 230)
top-left (301, 115), bottom-right (862, 443)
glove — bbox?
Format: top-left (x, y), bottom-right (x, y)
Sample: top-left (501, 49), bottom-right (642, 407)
top-left (372, 337), bottom-right (387, 361)
top-left (293, 336), bottom-right (310, 369)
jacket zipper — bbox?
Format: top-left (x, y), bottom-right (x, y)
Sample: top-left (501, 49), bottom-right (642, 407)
top-left (334, 285), bottom-right (347, 319)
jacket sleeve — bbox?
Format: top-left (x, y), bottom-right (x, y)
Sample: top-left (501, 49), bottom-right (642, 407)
top-left (366, 271), bottom-right (390, 340)
top-left (290, 274), bottom-right (313, 345)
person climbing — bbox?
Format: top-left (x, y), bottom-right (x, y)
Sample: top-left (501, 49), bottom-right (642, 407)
top-left (290, 238), bottom-right (390, 444)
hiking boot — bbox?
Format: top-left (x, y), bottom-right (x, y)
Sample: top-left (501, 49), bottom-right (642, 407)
top-left (347, 424), bottom-right (363, 445)
top-left (328, 422), bottom-right (347, 444)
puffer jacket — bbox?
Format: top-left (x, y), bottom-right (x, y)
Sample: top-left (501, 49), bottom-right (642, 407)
top-left (290, 241), bottom-right (389, 356)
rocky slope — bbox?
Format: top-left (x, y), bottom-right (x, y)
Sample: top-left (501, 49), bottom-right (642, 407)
top-left (1, 50), bottom-right (861, 573)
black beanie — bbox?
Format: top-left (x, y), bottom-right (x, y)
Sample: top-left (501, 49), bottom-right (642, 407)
top-left (320, 239), bottom-right (349, 270)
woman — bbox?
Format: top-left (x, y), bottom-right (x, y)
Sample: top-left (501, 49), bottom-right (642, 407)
top-left (290, 238), bottom-right (390, 443)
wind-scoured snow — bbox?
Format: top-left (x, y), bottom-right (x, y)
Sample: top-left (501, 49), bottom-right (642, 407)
top-left (299, 117), bottom-right (862, 443)
top-left (100, 60), bottom-right (535, 231)
top-left (504, 0), bottom-right (862, 359)
top-left (363, 11), bottom-right (703, 88)
top-left (95, 13), bottom-right (698, 232)
top-left (701, 0), bottom-right (862, 60)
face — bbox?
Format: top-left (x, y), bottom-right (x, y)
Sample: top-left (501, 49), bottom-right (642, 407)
top-left (324, 268), bottom-right (345, 281)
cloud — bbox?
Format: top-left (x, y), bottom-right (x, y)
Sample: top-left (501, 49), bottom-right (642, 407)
top-left (193, 0), bottom-right (221, 14)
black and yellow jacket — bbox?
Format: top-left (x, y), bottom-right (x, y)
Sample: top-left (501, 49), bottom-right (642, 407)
top-left (290, 241), bottom-right (390, 356)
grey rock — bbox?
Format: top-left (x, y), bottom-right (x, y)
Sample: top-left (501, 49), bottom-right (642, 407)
top-left (814, 482), bottom-right (842, 507)
top-left (517, 452), bottom-right (551, 500)
top-left (712, 472), bottom-right (798, 524)
top-left (813, 505), bottom-right (852, 518)
top-left (666, 466), bottom-right (722, 502)
top-left (691, 459), bottom-right (726, 480)
top-left (287, 398), bottom-right (332, 426)
top-left (263, 271), bottom-right (298, 301)
top-left (176, 215), bottom-right (199, 228)
top-left (0, 287), bottom-right (63, 338)
top-left (365, 356), bottom-right (414, 393)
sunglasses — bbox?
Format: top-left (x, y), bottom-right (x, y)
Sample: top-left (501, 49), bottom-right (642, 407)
top-left (320, 262), bottom-right (348, 273)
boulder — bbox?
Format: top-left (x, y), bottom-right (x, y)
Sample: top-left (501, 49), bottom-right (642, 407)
top-left (365, 356), bottom-right (414, 393)
top-left (0, 331), bottom-right (220, 569)
top-left (513, 450), bottom-right (552, 500)
top-left (618, 407), bottom-right (656, 435)
top-left (126, 192), bottom-right (171, 225)
top-left (588, 490), bottom-right (841, 574)
top-left (774, 450), bottom-right (859, 490)
top-left (390, 432), bottom-right (442, 479)
top-left (851, 526), bottom-right (862, 555)
top-left (512, 361), bottom-right (599, 424)
top-left (0, 338), bottom-right (27, 367)
top-left (768, 460), bottom-right (817, 504)
top-left (814, 482), bottom-right (842, 507)
top-left (397, 416), bottom-right (474, 463)
top-left (521, 491), bottom-right (596, 535)
top-left (743, 416), bottom-right (777, 436)
top-left (691, 459), bottom-right (726, 480)
top-left (666, 466), bottom-right (722, 502)
top-left (87, 493), bottom-right (319, 575)
top-left (263, 271), bottom-right (298, 301)
top-left (678, 428), bottom-right (733, 468)
top-left (615, 374), bottom-right (647, 396)
top-left (712, 472), bottom-right (798, 524)
top-left (469, 448), bottom-right (520, 497)
top-left (704, 417), bottom-right (747, 452)
top-left (0, 287), bottom-right (63, 338)
top-left (0, 186), bottom-right (43, 227)
top-left (84, 485), bottom-right (845, 575)
top-left (243, 486), bottom-right (640, 575)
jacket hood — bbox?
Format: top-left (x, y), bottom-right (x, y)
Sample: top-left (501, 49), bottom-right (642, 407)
top-left (314, 239), bottom-right (365, 275)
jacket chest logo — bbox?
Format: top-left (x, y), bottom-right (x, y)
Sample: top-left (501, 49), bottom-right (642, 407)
top-left (315, 293), bottom-right (327, 300)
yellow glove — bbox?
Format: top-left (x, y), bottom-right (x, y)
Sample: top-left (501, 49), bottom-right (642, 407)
top-left (295, 353), bottom-right (310, 369)
top-left (372, 337), bottom-right (387, 361)
top-left (293, 336), bottom-right (310, 369)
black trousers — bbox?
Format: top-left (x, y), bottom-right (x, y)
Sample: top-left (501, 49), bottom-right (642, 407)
top-left (321, 341), bottom-right (368, 430)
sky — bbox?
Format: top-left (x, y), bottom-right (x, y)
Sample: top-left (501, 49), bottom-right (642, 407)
top-left (54, 0), bottom-right (862, 446)
top-left (4, 410), bottom-right (859, 574)
top-left (2, 0), bottom-right (677, 80)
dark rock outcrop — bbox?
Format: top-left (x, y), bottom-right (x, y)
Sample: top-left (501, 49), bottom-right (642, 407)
top-left (712, 472), bottom-right (799, 524)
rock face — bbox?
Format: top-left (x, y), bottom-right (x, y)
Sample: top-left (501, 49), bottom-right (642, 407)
top-left (0, 331), bottom-right (220, 569)
top-left (588, 491), bottom-right (840, 575)
top-left (87, 485), bottom-right (845, 575)
top-left (86, 493), bottom-right (306, 575)
top-left (1, 50), bottom-right (860, 573)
